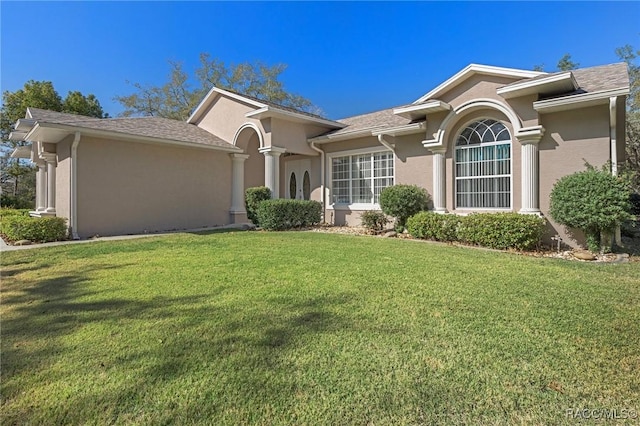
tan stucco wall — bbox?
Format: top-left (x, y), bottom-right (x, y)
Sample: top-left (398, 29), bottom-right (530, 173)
top-left (439, 74), bottom-right (520, 108)
top-left (75, 136), bottom-right (231, 238)
top-left (538, 105), bottom-right (611, 246)
top-left (271, 118), bottom-right (329, 155)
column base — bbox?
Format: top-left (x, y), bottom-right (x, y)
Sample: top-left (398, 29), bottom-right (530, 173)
top-left (229, 210), bottom-right (248, 224)
top-left (518, 208), bottom-right (542, 215)
top-left (433, 208), bottom-right (448, 214)
top-left (30, 211), bottom-right (56, 217)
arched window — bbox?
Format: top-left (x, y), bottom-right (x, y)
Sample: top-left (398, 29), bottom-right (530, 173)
top-left (455, 119), bottom-right (511, 209)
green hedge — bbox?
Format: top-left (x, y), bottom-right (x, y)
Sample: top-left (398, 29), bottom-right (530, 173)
top-left (407, 211), bottom-right (546, 251)
top-left (245, 186), bottom-right (272, 225)
top-left (457, 213), bottom-right (546, 251)
top-left (379, 184), bottom-right (430, 231)
top-left (257, 199), bottom-right (322, 230)
top-left (406, 211), bottom-right (461, 242)
top-left (1, 215), bottom-right (68, 243)
top-left (0, 208), bottom-right (31, 221)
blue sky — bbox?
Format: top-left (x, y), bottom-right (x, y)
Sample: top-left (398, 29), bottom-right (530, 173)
top-left (1, 1), bottom-right (638, 119)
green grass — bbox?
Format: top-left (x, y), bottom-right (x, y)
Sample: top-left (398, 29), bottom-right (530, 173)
top-left (1, 231), bottom-right (639, 425)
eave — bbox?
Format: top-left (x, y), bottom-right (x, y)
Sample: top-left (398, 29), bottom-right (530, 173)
top-left (497, 71), bottom-right (579, 99)
top-left (533, 87), bottom-right (629, 113)
top-left (393, 100), bottom-right (451, 120)
top-left (245, 106), bottom-right (345, 129)
top-left (23, 122), bottom-right (242, 153)
top-left (10, 145), bottom-right (32, 159)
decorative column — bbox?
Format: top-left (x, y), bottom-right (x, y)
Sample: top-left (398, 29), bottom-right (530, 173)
top-left (430, 148), bottom-right (447, 213)
top-left (42, 153), bottom-right (57, 214)
top-left (259, 146), bottom-right (286, 199)
top-left (516, 126), bottom-right (544, 214)
top-left (35, 159), bottom-right (46, 212)
top-left (229, 153), bottom-right (250, 223)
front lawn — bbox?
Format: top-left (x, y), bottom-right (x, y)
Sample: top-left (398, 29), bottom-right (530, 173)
top-left (1, 231), bottom-right (638, 424)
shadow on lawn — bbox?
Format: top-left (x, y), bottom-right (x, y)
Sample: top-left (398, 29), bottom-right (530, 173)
top-left (1, 259), bottom-right (355, 423)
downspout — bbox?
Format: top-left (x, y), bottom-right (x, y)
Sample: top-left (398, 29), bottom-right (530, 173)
top-left (609, 96), bottom-right (618, 176)
top-left (70, 132), bottom-right (81, 240)
top-left (309, 141), bottom-right (325, 220)
top-left (377, 134), bottom-right (396, 153)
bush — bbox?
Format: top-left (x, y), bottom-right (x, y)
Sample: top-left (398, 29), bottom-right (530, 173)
top-left (550, 167), bottom-right (632, 252)
top-left (0, 208), bottom-right (31, 221)
top-left (1, 194), bottom-right (34, 209)
top-left (360, 211), bottom-right (389, 233)
top-left (456, 213), bottom-right (546, 251)
top-left (379, 185), bottom-right (430, 232)
top-left (257, 199), bottom-right (322, 231)
top-left (1, 215), bottom-right (67, 243)
top-left (630, 193), bottom-right (640, 216)
top-left (406, 212), bottom-right (461, 242)
top-left (245, 186), bottom-right (272, 225)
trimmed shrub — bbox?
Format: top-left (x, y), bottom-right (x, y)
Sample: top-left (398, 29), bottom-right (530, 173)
top-left (407, 211), bottom-right (461, 242)
top-left (379, 185), bottom-right (430, 232)
top-left (257, 199), bottom-right (322, 231)
top-left (549, 167), bottom-right (632, 252)
top-left (360, 211), bottom-right (389, 233)
top-left (245, 186), bottom-right (272, 225)
top-left (0, 208), bottom-right (31, 220)
top-left (457, 213), bottom-right (546, 251)
top-left (1, 215), bottom-right (67, 243)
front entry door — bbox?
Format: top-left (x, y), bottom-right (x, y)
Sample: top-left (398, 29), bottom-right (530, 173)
top-left (285, 160), bottom-right (311, 200)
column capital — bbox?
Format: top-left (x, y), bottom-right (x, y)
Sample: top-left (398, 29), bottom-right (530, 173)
top-left (230, 153), bottom-right (250, 161)
top-left (515, 125), bottom-right (545, 145)
top-left (40, 152), bottom-right (57, 164)
top-left (429, 147), bottom-right (447, 155)
top-left (259, 146), bottom-right (286, 156)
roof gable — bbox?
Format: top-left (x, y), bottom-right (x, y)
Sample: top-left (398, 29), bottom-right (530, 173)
top-left (413, 64), bottom-right (544, 104)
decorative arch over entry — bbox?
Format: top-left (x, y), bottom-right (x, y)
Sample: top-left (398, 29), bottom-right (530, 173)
top-left (233, 122), bottom-right (264, 150)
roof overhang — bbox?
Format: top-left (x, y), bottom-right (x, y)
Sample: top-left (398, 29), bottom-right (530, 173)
top-left (414, 64), bottom-right (545, 104)
top-left (309, 121), bottom-right (425, 144)
top-left (533, 87), bottom-right (629, 113)
top-left (10, 145), bottom-right (32, 159)
top-left (393, 100), bottom-right (451, 120)
top-left (23, 122), bottom-right (242, 153)
top-left (245, 106), bottom-right (345, 129)
top-left (497, 71), bottom-right (579, 99)
top-left (187, 86), bottom-right (266, 123)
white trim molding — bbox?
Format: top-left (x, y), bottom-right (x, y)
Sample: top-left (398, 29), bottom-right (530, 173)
top-left (414, 64), bottom-right (544, 104)
top-left (533, 87), bottom-right (629, 113)
top-left (422, 98), bottom-right (522, 150)
top-left (393, 100), bottom-right (451, 120)
top-left (497, 71), bottom-right (578, 99)
top-left (233, 122), bottom-right (265, 149)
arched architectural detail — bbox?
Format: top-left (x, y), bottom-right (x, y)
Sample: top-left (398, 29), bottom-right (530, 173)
top-left (233, 122), bottom-right (264, 150)
top-left (431, 98), bottom-right (522, 150)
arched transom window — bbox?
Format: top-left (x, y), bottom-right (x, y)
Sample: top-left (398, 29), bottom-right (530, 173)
top-left (455, 119), bottom-right (511, 209)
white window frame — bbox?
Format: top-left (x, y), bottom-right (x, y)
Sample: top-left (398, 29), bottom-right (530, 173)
top-left (326, 147), bottom-right (395, 210)
top-left (454, 119), bottom-right (513, 211)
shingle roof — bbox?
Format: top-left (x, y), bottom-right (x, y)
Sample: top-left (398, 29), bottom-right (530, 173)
top-left (27, 108), bottom-right (236, 150)
top-left (325, 108), bottom-right (412, 137)
top-left (499, 62), bottom-right (629, 97)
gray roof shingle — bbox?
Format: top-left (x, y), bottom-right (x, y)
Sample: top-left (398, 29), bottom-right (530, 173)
top-left (28, 108), bottom-right (236, 150)
top-left (325, 108), bottom-right (412, 137)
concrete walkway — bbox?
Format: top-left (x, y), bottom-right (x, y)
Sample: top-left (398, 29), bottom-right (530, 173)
top-left (0, 223), bottom-right (254, 252)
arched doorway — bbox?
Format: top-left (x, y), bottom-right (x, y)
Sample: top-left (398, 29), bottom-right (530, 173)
top-left (234, 125), bottom-right (265, 192)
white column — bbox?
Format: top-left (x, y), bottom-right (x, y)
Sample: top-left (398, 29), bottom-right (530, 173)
top-left (259, 146), bottom-right (286, 199)
top-left (430, 148), bottom-right (447, 213)
top-left (230, 153), bottom-right (250, 215)
top-left (35, 160), bottom-right (46, 212)
top-left (516, 126), bottom-right (544, 214)
top-left (43, 153), bottom-right (57, 214)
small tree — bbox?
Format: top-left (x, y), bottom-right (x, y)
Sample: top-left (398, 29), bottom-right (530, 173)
top-left (550, 166), bottom-right (632, 252)
top-left (245, 186), bottom-right (271, 225)
top-left (379, 184), bottom-right (430, 232)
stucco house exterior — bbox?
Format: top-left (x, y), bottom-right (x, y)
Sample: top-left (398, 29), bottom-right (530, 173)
top-left (10, 62), bottom-right (629, 246)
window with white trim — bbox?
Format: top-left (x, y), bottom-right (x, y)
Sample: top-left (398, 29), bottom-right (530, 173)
top-left (455, 119), bottom-right (511, 209)
top-left (331, 151), bottom-right (394, 205)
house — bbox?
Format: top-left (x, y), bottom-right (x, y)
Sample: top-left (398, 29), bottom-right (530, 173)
top-left (10, 63), bottom-right (629, 246)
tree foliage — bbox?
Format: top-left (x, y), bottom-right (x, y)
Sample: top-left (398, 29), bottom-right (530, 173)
top-left (556, 53), bottom-right (579, 71)
top-left (616, 44), bottom-right (640, 192)
top-left (550, 166), bottom-right (632, 252)
top-left (115, 53), bottom-right (316, 121)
